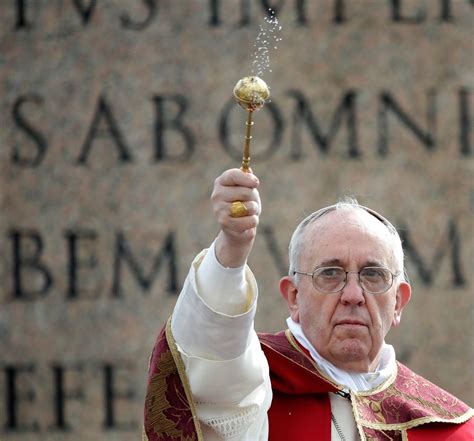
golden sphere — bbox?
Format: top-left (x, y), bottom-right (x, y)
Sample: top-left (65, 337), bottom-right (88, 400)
top-left (233, 76), bottom-right (270, 111)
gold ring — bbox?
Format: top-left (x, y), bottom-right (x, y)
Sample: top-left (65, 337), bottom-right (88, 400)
top-left (230, 201), bottom-right (249, 218)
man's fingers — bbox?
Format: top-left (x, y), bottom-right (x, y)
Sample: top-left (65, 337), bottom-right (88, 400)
top-left (228, 200), bottom-right (260, 217)
top-left (211, 169), bottom-right (261, 266)
top-left (215, 202), bottom-right (259, 222)
top-left (211, 168), bottom-right (262, 248)
top-left (213, 198), bottom-right (261, 220)
top-left (215, 168), bottom-right (260, 189)
top-left (222, 215), bottom-right (260, 235)
top-left (212, 186), bottom-right (260, 204)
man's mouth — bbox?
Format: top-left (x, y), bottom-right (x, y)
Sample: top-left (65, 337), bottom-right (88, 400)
top-left (336, 320), bottom-right (367, 327)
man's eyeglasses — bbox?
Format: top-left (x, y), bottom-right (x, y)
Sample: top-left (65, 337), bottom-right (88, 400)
top-left (292, 266), bottom-right (400, 294)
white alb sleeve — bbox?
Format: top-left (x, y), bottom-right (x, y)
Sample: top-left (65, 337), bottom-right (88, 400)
top-left (171, 242), bottom-right (256, 360)
top-left (170, 244), bottom-right (272, 440)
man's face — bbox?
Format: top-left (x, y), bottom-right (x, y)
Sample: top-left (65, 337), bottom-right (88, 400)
top-left (280, 209), bottom-right (411, 372)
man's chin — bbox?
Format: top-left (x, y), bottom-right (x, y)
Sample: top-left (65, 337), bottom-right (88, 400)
top-left (329, 340), bottom-right (373, 371)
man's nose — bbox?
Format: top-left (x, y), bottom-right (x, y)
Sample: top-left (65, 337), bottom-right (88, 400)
top-left (340, 272), bottom-right (366, 305)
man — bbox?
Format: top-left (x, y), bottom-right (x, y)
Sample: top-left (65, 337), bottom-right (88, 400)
top-left (144, 169), bottom-right (473, 440)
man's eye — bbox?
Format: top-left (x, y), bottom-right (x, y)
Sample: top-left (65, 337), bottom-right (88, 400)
top-left (319, 268), bottom-right (341, 277)
top-left (362, 268), bottom-right (384, 279)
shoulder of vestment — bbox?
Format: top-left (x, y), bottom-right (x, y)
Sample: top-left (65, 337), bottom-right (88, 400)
top-left (353, 361), bottom-right (473, 433)
top-left (258, 330), bottom-right (474, 437)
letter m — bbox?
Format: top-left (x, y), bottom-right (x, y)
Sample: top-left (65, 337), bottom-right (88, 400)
top-left (112, 231), bottom-right (179, 296)
top-left (399, 220), bottom-right (466, 287)
top-left (287, 89), bottom-right (359, 159)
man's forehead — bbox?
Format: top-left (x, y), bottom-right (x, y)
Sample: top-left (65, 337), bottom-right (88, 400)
top-left (311, 206), bottom-right (385, 227)
top-left (302, 208), bottom-right (395, 250)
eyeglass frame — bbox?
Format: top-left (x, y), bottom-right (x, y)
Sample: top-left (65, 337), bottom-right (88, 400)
top-left (292, 266), bottom-right (401, 295)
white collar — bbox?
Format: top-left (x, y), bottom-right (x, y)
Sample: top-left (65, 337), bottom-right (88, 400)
top-left (286, 317), bottom-right (396, 393)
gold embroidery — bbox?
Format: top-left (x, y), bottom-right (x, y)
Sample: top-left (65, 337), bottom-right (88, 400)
top-left (392, 386), bottom-right (459, 419)
top-left (356, 403), bottom-right (474, 432)
top-left (144, 318), bottom-right (204, 440)
top-left (144, 348), bottom-right (184, 438)
top-left (369, 400), bottom-right (386, 424)
top-left (353, 366), bottom-right (474, 432)
top-left (400, 429), bottom-right (408, 441)
top-left (166, 317), bottom-right (204, 441)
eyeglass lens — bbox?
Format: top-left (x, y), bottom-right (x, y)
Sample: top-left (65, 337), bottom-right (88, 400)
top-left (313, 267), bottom-right (393, 294)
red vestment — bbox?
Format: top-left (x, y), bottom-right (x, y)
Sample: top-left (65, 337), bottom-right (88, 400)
top-left (143, 322), bottom-right (474, 441)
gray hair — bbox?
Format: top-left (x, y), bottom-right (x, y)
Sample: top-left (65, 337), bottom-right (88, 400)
top-left (288, 198), bottom-right (408, 284)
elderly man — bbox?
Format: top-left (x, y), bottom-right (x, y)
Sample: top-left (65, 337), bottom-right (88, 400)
top-left (144, 169), bottom-right (473, 441)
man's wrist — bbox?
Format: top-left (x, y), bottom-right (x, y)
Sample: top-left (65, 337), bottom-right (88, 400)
top-left (215, 231), bottom-right (254, 268)
top-left (196, 241), bottom-right (251, 316)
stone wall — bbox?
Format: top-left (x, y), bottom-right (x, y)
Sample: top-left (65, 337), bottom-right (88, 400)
top-left (0, 1), bottom-right (472, 440)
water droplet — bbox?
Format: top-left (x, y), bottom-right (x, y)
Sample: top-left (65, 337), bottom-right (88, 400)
top-left (250, 12), bottom-right (283, 77)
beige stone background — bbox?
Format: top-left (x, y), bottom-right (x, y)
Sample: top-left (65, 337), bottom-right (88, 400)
top-left (0, 1), bottom-right (473, 440)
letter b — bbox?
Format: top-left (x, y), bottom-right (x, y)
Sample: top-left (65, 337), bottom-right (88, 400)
top-left (9, 229), bottom-right (52, 300)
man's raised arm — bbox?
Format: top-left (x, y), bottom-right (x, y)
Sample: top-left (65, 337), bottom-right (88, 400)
top-left (172, 168), bottom-right (262, 358)
top-left (146, 168), bottom-right (271, 441)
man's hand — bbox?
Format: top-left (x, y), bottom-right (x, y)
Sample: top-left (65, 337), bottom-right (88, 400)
top-left (211, 169), bottom-right (261, 268)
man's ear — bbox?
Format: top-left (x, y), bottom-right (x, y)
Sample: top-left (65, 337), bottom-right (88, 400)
top-left (279, 276), bottom-right (300, 322)
top-left (392, 281), bottom-right (411, 327)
